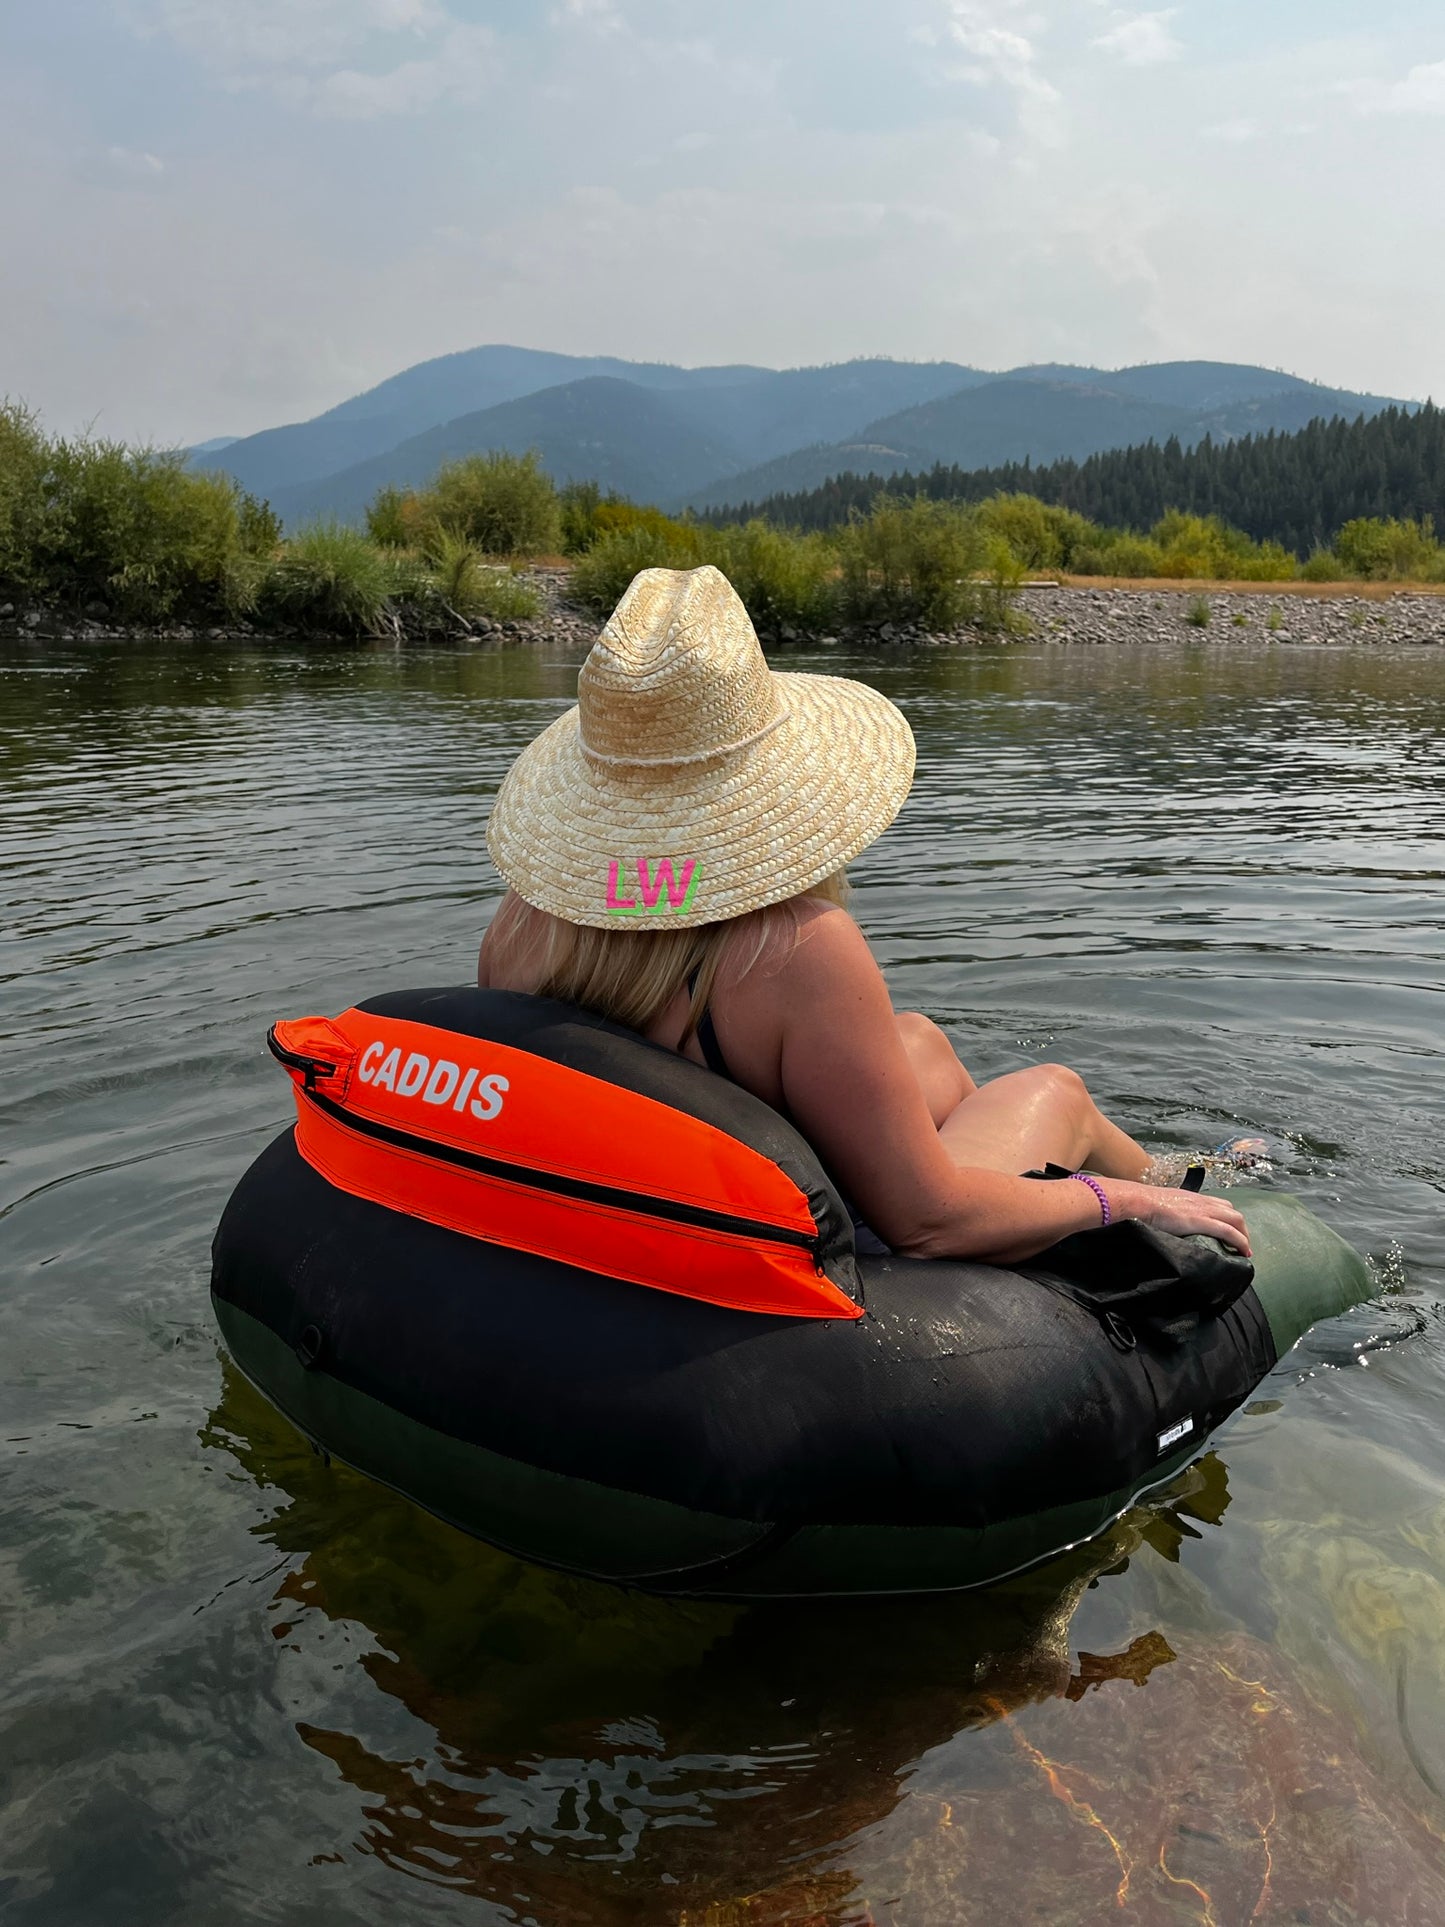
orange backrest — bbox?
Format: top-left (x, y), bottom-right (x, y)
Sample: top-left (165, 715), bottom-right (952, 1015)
top-left (269, 1009), bottom-right (863, 1321)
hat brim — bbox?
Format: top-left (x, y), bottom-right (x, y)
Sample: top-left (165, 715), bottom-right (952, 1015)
top-left (486, 672), bottom-right (916, 930)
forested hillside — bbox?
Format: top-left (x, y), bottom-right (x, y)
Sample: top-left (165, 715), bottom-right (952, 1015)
top-left (198, 345), bottom-right (1403, 527)
top-left (714, 405), bottom-right (1444, 556)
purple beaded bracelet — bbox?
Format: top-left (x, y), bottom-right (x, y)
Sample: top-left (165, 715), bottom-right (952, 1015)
top-left (1067, 1171), bottom-right (1111, 1226)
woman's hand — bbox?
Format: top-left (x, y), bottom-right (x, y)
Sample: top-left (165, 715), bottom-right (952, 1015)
top-left (1109, 1182), bottom-right (1253, 1258)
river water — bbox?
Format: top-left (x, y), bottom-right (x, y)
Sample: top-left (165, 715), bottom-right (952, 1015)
top-left (3, 633), bottom-right (1444, 1925)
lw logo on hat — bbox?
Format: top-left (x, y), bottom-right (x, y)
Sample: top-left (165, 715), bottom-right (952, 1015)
top-left (606, 857), bottom-right (699, 916)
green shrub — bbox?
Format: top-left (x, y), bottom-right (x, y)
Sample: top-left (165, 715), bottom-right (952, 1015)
top-left (571, 497), bottom-right (1021, 637)
top-left (53, 442), bottom-right (248, 621)
top-left (237, 491), bottom-right (281, 558)
top-left (1230, 540), bottom-right (1298, 582)
top-left (1151, 511), bottom-right (1217, 578)
top-left (1333, 516), bottom-right (1440, 580)
top-left (570, 522), bottom-right (704, 614)
top-left (557, 481), bottom-right (690, 555)
top-left (257, 522), bottom-right (398, 635)
top-left (1100, 535), bottom-right (1168, 578)
top-left (835, 497), bottom-right (990, 631)
top-left (1301, 548), bottom-right (1343, 582)
top-left (1266, 605), bottom-right (1284, 632)
top-left (980, 535), bottom-right (1028, 630)
top-left (0, 402), bottom-right (49, 595)
top-left (571, 516), bottom-right (834, 638)
top-left (975, 493), bottom-right (1095, 572)
top-left (597, 500), bottom-right (690, 543)
top-left (365, 484), bottom-right (418, 549)
top-left (559, 480), bottom-right (604, 554)
top-left (1145, 511), bottom-right (1296, 581)
top-left (1184, 595), bottom-right (1212, 628)
top-left (711, 519), bottom-right (834, 635)
top-left (0, 408), bottom-right (282, 623)
top-left (419, 450), bottom-right (560, 556)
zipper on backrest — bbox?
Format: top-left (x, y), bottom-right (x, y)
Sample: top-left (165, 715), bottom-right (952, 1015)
top-left (301, 1087), bottom-right (828, 1268)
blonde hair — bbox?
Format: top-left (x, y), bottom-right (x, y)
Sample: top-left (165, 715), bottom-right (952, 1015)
top-left (490, 871), bottom-right (851, 1038)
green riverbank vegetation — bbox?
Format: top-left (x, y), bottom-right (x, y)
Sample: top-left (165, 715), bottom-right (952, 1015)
top-left (714, 402), bottom-right (1445, 561)
top-left (556, 484), bottom-right (1445, 633)
top-left (5, 401), bottom-right (1445, 644)
top-left (561, 484), bottom-right (1023, 634)
top-left (0, 407), bottom-right (542, 636)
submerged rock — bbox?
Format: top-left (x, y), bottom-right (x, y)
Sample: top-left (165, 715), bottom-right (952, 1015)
top-left (856, 1629), bottom-right (1445, 1927)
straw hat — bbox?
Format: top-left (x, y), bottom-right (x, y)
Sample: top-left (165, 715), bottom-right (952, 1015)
top-left (486, 565), bottom-right (915, 930)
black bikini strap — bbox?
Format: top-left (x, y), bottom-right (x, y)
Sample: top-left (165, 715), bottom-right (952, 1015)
top-left (685, 966), bottom-right (734, 1082)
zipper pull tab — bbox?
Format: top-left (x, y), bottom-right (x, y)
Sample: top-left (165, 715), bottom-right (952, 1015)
top-left (267, 1016), bottom-right (358, 1099)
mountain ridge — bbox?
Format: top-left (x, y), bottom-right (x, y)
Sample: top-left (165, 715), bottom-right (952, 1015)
top-left (267, 377), bottom-right (750, 526)
top-left (689, 374), bottom-right (1415, 514)
top-left (196, 345), bottom-right (1411, 526)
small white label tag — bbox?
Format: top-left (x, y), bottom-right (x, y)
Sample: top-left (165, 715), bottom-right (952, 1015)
top-left (1157, 1416), bottom-right (1195, 1455)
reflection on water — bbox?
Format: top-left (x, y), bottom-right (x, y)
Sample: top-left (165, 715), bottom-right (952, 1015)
top-left (204, 1364), bottom-right (1445, 1924)
top-left (201, 1362), bottom-right (1189, 1920)
top-left (2, 633), bottom-right (1445, 1922)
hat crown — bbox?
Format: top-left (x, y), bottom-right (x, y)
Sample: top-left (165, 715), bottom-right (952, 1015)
top-left (578, 566), bottom-right (782, 767)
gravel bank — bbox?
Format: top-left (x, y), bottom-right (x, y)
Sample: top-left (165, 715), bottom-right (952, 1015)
top-left (1009, 581), bottom-right (1445, 651)
top-left (1009, 584), bottom-right (1445, 648)
top-left (523, 577), bottom-right (1445, 651)
top-left (4, 574), bottom-right (1443, 649)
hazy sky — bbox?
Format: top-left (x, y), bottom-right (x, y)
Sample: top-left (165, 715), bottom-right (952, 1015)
top-left (4, 0), bottom-right (1442, 444)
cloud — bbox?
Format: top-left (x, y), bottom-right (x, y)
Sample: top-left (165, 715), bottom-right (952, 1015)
top-left (311, 22), bottom-right (495, 116)
top-left (939, 0), bottom-right (1062, 142)
top-left (126, 0), bottom-right (494, 117)
top-left (72, 144), bottom-right (169, 190)
top-left (133, 0), bottom-right (444, 70)
top-left (1349, 59), bottom-right (1445, 116)
top-left (1203, 119), bottom-right (1258, 144)
top-left (550, 0), bottom-right (625, 30)
top-left (104, 145), bottom-right (166, 177)
top-left (1092, 10), bottom-right (1182, 67)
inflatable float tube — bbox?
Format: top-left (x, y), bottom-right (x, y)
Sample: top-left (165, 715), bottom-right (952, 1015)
top-left (211, 987), bottom-right (1372, 1600)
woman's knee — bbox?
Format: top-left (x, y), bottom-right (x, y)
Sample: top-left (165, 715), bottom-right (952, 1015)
top-left (1021, 1061), bottom-right (1092, 1115)
top-left (1043, 1061), bottom-right (1089, 1096)
top-left (896, 1012), bottom-right (974, 1113)
top-left (896, 1010), bottom-right (940, 1050)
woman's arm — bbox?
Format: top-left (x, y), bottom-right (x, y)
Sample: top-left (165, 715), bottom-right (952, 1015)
top-left (772, 910), bottom-right (1250, 1262)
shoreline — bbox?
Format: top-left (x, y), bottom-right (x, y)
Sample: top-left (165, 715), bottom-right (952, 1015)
top-left (1006, 582), bottom-right (1445, 648)
top-left (4, 572), bottom-right (1444, 649)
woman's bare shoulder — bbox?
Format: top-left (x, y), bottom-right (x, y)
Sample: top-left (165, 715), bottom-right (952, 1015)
top-left (765, 900), bottom-right (878, 984)
top-left (721, 901), bottom-right (884, 1032)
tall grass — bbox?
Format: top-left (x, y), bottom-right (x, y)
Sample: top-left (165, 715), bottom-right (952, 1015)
top-left (411, 529), bottom-right (541, 623)
top-left (255, 527), bottom-right (540, 635)
top-left (256, 524), bottom-right (398, 635)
